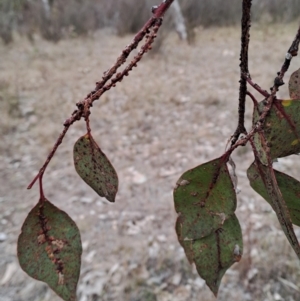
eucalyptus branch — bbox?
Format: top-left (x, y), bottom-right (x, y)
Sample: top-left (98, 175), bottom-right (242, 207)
top-left (231, 4), bottom-right (300, 148)
top-left (20, 1), bottom-right (300, 297)
top-left (244, 24), bottom-right (300, 101)
top-left (27, 0), bottom-right (174, 191)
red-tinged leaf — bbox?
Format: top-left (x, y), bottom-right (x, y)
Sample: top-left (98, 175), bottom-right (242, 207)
top-left (73, 133), bottom-right (118, 202)
top-left (289, 68), bottom-right (300, 99)
top-left (174, 157), bottom-right (237, 241)
top-left (180, 215), bottom-right (243, 297)
top-left (252, 99), bottom-right (300, 164)
top-left (17, 199), bottom-right (82, 301)
top-left (248, 162), bottom-right (300, 227)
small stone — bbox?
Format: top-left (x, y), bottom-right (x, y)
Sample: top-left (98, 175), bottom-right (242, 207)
top-left (157, 234), bottom-right (167, 242)
top-left (0, 232), bottom-right (7, 242)
top-left (128, 167), bottom-right (147, 184)
top-left (173, 285), bottom-right (190, 300)
top-left (1, 262), bottom-right (18, 285)
top-left (274, 293), bottom-right (283, 301)
top-left (85, 250), bottom-right (96, 263)
top-left (171, 273), bottom-right (182, 286)
top-left (80, 197), bottom-right (93, 204)
top-left (21, 106), bottom-right (35, 117)
top-left (194, 277), bottom-right (205, 289)
top-left (247, 268), bottom-right (258, 281)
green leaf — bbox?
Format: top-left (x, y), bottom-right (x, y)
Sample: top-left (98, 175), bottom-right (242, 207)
top-left (252, 99), bottom-right (300, 164)
top-left (180, 215), bottom-right (243, 297)
top-left (289, 68), bottom-right (300, 99)
top-left (247, 161), bottom-right (300, 227)
top-left (17, 199), bottom-right (82, 301)
top-left (247, 159), bottom-right (300, 259)
top-left (74, 133), bottom-right (118, 202)
top-left (174, 157), bottom-right (242, 296)
top-left (174, 157), bottom-right (236, 240)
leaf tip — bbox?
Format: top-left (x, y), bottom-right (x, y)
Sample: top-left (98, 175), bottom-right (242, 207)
top-left (208, 280), bottom-right (220, 298)
top-left (107, 195), bottom-right (116, 203)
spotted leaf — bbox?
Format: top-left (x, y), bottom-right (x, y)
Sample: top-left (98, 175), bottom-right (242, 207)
top-left (17, 199), bottom-right (82, 301)
top-left (180, 215), bottom-right (243, 296)
top-left (248, 161), bottom-right (300, 227)
top-left (252, 99), bottom-right (300, 164)
top-left (289, 68), bottom-right (300, 99)
top-left (74, 133), bottom-right (118, 202)
top-left (174, 157), bottom-right (237, 241)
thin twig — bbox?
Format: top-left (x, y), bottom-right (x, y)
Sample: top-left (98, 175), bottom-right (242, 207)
top-left (231, 24), bottom-right (300, 150)
top-left (86, 118), bottom-right (91, 135)
top-left (39, 175), bottom-right (45, 201)
top-left (231, 0), bottom-right (252, 145)
top-left (64, 0), bottom-right (174, 128)
top-left (244, 75), bottom-right (270, 97)
top-left (244, 25), bottom-right (300, 100)
top-left (89, 19), bottom-right (163, 106)
top-left (272, 24), bottom-right (300, 93)
top-left (246, 91), bottom-right (258, 106)
top-left (225, 93), bottom-right (276, 158)
top-left (28, 125), bottom-right (70, 189)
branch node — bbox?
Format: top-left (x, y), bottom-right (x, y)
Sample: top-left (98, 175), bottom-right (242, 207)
top-left (152, 5), bottom-right (159, 14)
top-left (274, 77), bottom-right (284, 87)
top-left (286, 52), bottom-right (293, 60)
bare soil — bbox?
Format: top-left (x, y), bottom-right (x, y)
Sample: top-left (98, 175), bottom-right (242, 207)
top-left (1, 24), bottom-right (300, 301)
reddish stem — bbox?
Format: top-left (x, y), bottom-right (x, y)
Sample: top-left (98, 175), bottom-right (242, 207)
top-left (225, 93), bottom-right (276, 157)
top-left (86, 117), bottom-right (91, 136)
top-left (244, 75), bottom-right (270, 97)
top-left (275, 24), bottom-right (300, 85)
top-left (28, 125), bottom-right (70, 189)
top-left (246, 91), bottom-right (258, 106)
top-left (39, 175), bottom-right (45, 201)
top-left (64, 1), bottom-right (175, 128)
top-left (89, 19), bottom-right (162, 106)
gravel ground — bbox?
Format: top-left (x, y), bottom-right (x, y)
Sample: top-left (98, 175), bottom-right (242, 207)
top-left (1, 23), bottom-right (300, 301)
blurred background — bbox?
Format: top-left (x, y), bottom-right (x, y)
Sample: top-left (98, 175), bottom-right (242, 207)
top-left (0, 0), bottom-right (300, 45)
top-left (1, 1), bottom-right (300, 301)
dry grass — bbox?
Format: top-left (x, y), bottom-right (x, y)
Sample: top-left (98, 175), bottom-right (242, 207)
top-left (1, 23), bottom-right (300, 301)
